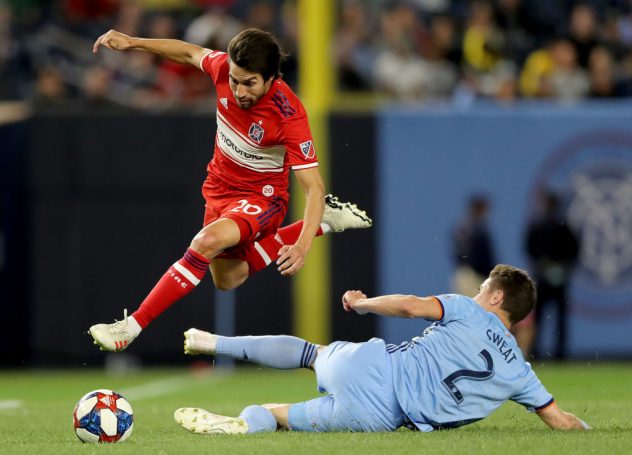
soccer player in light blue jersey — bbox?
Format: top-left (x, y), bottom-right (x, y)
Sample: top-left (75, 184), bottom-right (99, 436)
top-left (175, 264), bottom-right (590, 434)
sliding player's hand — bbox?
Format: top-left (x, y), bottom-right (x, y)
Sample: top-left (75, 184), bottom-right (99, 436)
top-left (93, 29), bottom-right (134, 53)
top-left (342, 290), bottom-right (368, 314)
top-left (277, 244), bottom-right (306, 276)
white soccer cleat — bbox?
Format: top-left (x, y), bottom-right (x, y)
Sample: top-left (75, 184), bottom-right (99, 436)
top-left (322, 194), bottom-right (373, 232)
top-left (174, 407), bottom-right (248, 435)
top-left (89, 309), bottom-right (137, 352)
top-left (183, 328), bottom-right (218, 355)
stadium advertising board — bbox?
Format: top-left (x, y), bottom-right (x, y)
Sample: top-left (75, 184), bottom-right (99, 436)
top-left (378, 102), bottom-right (632, 358)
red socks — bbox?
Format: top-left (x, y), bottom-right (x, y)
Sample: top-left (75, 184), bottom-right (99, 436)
top-left (244, 221), bottom-right (323, 275)
top-left (131, 222), bottom-right (324, 328)
top-left (132, 248), bottom-right (210, 328)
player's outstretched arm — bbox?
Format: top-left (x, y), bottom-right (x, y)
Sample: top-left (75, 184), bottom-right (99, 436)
top-left (277, 167), bottom-right (325, 276)
top-left (537, 403), bottom-right (591, 430)
top-left (93, 29), bottom-right (209, 67)
top-left (342, 291), bottom-right (443, 320)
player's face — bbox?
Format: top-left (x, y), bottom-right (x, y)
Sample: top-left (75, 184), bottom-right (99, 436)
top-left (474, 279), bottom-right (493, 304)
top-left (228, 62), bottom-right (274, 109)
top-left (474, 278), bottom-right (503, 308)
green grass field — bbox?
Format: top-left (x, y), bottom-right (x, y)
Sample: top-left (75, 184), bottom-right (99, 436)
top-left (1, 363), bottom-right (631, 455)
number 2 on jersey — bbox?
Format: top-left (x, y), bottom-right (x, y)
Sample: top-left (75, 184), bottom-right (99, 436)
top-left (442, 349), bottom-right (494, 404)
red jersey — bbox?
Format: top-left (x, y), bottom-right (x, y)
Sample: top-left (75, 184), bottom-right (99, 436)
top-left (199, 51), bottom-right (318, 200)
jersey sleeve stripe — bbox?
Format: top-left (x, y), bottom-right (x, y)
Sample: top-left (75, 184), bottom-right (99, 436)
top-left (291, 162), bottom-right (319, 170)
top-left (534, 398), bottom-right (555, 412)
top-left (432, 296), bottom-right (445, 321)
top-left (200, 50), bottom-right (224, 74)
top-left (199, 51), bottom-right (213, 73)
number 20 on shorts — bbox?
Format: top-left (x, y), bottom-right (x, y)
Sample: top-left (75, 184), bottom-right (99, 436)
top-left (230, 199), bottom-right (263, 215)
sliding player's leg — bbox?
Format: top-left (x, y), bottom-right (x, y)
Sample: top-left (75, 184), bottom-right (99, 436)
top-left (183, 329), bottom-right (320, 370)
top-left (174, 395), bottom-right (364, 435)
top-left (175, 404), bottom-right (282, 434)
top-left (176, 339), bottom-right (404, 434)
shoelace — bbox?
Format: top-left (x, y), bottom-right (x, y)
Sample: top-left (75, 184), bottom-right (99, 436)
top-left (326, 200), bottom-right (341, 207)
top-left (109, 308), bottom-right (129, 335)
top-left (344, 202), bottom-right (370, 218)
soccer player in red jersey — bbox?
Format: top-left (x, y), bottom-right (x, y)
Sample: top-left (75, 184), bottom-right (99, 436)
top-left (88, 28), bottom-right (372, 352)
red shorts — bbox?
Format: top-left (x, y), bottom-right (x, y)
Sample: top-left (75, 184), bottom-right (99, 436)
top-left (201, 173), bottom-right (288, 260)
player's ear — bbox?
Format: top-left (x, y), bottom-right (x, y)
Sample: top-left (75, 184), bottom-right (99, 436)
top-left (491, 289), bottom-right (504, 306)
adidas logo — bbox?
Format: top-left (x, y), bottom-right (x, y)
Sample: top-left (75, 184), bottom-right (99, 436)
top-left (220, 98), bottom-right (228, 109)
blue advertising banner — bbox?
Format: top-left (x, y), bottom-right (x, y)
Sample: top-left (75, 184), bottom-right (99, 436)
top-left (377, 102), bottom-right (632, 358)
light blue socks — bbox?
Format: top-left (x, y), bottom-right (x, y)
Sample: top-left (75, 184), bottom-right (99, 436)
top-left (215, 335), bottom-right (318, 369)
top-left (239, 405), bottom-right (277, 433)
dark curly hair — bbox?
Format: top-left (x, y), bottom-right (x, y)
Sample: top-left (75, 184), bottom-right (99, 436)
top-left (228, 28), bottom-right (287, 81)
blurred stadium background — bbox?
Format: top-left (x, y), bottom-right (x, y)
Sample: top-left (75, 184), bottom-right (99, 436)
top-left (1, 0), bottom-right (632, 369)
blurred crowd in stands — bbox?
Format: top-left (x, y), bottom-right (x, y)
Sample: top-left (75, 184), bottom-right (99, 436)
top-left (1, 0), bottom-right (298, 113)
top-left (342, 0), bottom-right (632, 103)
top-left (2, 0), bottom-right (632, 113)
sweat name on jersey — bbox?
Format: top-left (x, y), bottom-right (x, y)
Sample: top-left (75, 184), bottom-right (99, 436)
top-left (486, 329), bottom-right (518, 364)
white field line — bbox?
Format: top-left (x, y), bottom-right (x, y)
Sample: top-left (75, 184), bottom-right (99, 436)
top-left (119, 371), bottom-right (229, 401)
top-left (0, 399), bottom-right (23, 411)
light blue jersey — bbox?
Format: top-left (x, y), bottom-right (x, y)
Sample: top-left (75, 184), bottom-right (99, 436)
top-left (388, 294), bottom-right (553, 431)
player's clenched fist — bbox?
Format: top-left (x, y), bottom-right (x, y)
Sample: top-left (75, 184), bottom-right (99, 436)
top-left (342, 290), bottom-right (368, 314)
top-left (93, 30), bottom-right (135, 54)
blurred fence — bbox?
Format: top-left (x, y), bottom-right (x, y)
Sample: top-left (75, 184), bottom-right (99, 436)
top-left (0, 117), bottom-right (29, 365)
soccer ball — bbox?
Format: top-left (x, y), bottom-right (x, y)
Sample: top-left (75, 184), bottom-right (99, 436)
top-left (72, 389), bottom-right (134, 443)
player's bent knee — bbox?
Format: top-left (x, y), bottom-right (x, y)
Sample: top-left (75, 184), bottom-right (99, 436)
top-left (190, 231), bottom-right (225, 258)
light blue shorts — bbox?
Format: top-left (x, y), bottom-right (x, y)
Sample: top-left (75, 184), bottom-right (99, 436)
top-left (288, 338), bottom-right (406, 432)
